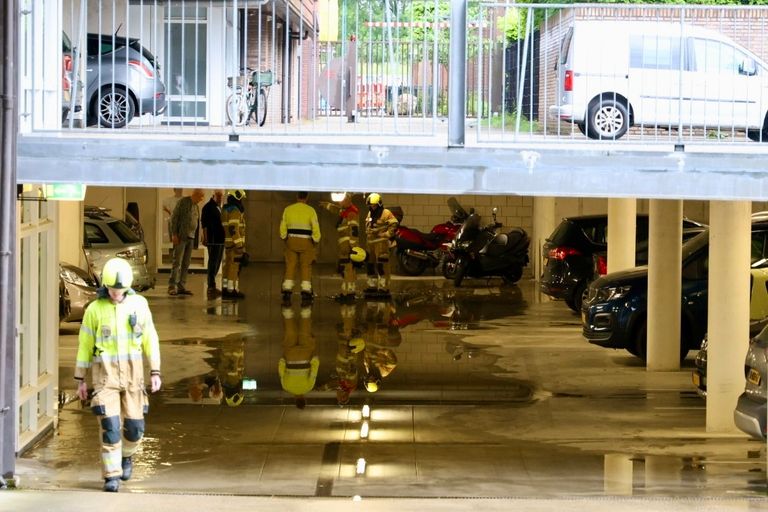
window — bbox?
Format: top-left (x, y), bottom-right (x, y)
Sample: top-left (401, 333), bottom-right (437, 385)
top-left (690, 38), bottom-right (755, 76)
top-left (84, 222), bottom-right (109, 244)
top-left (630, 35), bottom-right (682, 71)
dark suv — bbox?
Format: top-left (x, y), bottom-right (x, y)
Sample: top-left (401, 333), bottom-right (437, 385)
top-left (582, 214), bottom-right (768, 361)
top-left (541, 215), bottom-right (706, 311)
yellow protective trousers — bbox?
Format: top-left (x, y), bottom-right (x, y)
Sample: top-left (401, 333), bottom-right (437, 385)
top-left (90, 386), bottom-right (148, 479)
top-left (223, 246), bottom-right (244, 283)
top-left (366, 239), bottom-right (391, 288)
top-left (283, 236), bottom-right (316, 285)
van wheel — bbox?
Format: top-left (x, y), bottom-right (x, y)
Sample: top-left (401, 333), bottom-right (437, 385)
top-left (747, 128), bottom-right (768, 142)
top-left (587, 98), bottom-right (629, 140)
top-left (576, 122), bottom-right (586, 136)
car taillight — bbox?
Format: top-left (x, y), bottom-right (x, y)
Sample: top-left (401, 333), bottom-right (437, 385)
top-left (129, 60), bottom-right (155, 79)
top-left (564, 70), bottom-right (573, 92)
top-left (63, 55), bottom-right (73, 72)
top-left (548, 246), bottom-right (580, 260)
top-left (596, 255), bottom-right (607, 275)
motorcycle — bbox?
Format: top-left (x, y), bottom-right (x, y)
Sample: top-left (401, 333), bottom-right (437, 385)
top-left (394, 197), bottom-right (469, 276)
top-left (443, 207), bottom-right (530, 287)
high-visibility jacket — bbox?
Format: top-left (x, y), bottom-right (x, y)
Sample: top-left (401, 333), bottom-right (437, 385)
top-left (336, 204), bottom-right (359, 248)
top-left (75, 289), bottom-right (161, 390)
top-left (222, 204), bottom-right (246, 249)
top-left (280, 202), bottom-right (321, 243)
top-left (365, 207), bottom-right (399, 244)
top-left (278, 356), bottom-right (320, 396)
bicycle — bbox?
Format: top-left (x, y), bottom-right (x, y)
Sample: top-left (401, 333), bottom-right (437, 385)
top-left (226, 69), bottom-right (274, 127)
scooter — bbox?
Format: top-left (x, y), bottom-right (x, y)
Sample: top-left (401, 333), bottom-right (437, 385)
top-left (443, 207), bottom-right (530, 287)
top-left (394, 197), bottom-right (469, 276)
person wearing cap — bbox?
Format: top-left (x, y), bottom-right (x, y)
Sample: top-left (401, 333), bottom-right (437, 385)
top-left (74, 257), bottom-right (162, 492)
top-left (319, 193), bottom-right (362, 301)
top-left (279, 192), bottom-right (321, 303)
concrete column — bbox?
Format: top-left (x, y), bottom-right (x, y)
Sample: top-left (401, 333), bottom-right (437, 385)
top-left (707, 200), bottom-right (751, 433)
top-left (58, 201), bottom-right (83, 267)
top-left (647, 199), bottom-right (682, 370)
top-left (607, 198), bottom-right (637, 273)
top-left (532, 197), bottom-right (556, 282)
top-left (448, 0), bottom-right (466, 147)
top-left (603, 454), bottom-right (633, 495)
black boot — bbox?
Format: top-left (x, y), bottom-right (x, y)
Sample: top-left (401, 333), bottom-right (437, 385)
top-left (103, 477), bottom-right (120, 492)
top-left (120, 456), bottom-right (133, 481)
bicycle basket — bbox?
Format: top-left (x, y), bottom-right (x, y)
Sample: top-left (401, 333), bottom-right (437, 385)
top-left (250, 70), bottom-right (274, 87)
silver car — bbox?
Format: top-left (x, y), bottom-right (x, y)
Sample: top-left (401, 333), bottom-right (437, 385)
top-left (59, 262), bottom-right (98, 323)
top-left (734, 325), bottom-right (768, 440)
top-left (83, 207), bottom-right (155, 291)
top-left (85, 33), bottom-right (166, 128)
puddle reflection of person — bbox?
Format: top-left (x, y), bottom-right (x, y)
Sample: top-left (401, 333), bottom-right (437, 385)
top-left (331, 304), bottom-right (365, 406)
top-left (362, 301), bottom-right (401, 393)
top-left (279, 304), bottom-right (319, 409)
top-left (218, 340), bottom-right (245, 407)
top-left (187, 374), bottom-right (223, 403)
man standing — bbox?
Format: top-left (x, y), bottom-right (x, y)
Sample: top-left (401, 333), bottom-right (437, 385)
top-left (221, 189), bottom-right (247, 299)
top-left (201, 189), bottom-right (225, 299)
top-left (319, 193), bottom-right (361, 301)
top-left (75, 258), bottom-right (161, 492)
top-left (279, 192), bottom-right (321, 304)
top-left (168, 188), bottom-right (205, 296)
top-left (161, 188), bottom-right (183, 246)
top-left (364, 193), bottom-right (399, 298)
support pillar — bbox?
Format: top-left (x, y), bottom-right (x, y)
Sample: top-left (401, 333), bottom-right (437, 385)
top-left (533, 197), bottom-right (555, 282)
top-left (647, 200), bottom-right (682, 370)
top-left (707, 200), bottom-right (751, 432)
top-left (607, 198), bottom-right (636, 273)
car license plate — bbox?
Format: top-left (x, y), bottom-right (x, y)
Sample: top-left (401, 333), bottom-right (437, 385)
top-left (692, 372), bottom-right (700, 387)
top-left (748, 368), bottom-right (762, 386)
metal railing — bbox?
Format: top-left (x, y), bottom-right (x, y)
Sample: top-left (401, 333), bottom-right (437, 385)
top-left (18, 2), bottom-right (768, 147)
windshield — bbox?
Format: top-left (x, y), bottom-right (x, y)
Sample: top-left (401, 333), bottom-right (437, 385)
top-left (456, 213), bottom-right (481, 242)
top-left (447, 197), bottom-right (469, 223)
top-left (108, 220), bottom-right (142, 244)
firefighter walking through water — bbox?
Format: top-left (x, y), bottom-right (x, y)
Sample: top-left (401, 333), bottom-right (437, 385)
top-left (280, 191), bottom-right (321, 303)
top-left (364, 193), bottom-right (399, 298)
top-left (222, 189), bottom-right (247, 299)
top-left (320, 193), bottom-right (363, 301)
top-left (74, 258), bottom-right (162, 492)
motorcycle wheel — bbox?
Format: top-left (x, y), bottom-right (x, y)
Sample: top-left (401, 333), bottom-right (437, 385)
top-left (501, 266), bottom-right (523, 284)
top-left (452, 257), bottom-right (469, 287)
top-left (442, 255), bottom-right (460, 280)
top-left (397, 250), bottom-right (428, 276)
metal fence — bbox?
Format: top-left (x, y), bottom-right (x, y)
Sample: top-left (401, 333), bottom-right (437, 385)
top-left (19, 1), bottom-right (768, 146)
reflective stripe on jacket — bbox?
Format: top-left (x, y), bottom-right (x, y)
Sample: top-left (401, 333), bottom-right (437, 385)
top-left (75, 290), bottom-right (160, 391)
top-left (222, 204), bottom-right (246, 248)
top-left (280, 202), bottom-right (321, 243)
top-left (365, 208), bottom-right (399, 244)
top-left (336, 205), bottom-right (359, 246)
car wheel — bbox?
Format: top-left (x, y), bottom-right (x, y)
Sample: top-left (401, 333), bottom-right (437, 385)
top-left (587, 97), bottom-right (629, 140)
top-left (566, 282), bottom-right (587, 312)
top-left (93, 86), bottom-right (134, 128)
top-left (747, 126), bottom-right (768, 142)
top-left (633, 318), bottom-right (648, 361)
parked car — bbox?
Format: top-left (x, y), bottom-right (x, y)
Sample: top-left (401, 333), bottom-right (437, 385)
top-left (62, 32), bottom-right (74, 123)
top-left (83, 206), bottom-right (154, 291)
top-left (541, 214), bottom-right (706, 312)
top-left (83, 32), bottom-right (166, 128)
top-left (550, 20), bottom-right (768, 140)
top-left (59, 262), bottom-right (98, 323)
top-left (734, 325), bottom-right (768, 440)
top-left (582, 213), bottom-right (768, 361)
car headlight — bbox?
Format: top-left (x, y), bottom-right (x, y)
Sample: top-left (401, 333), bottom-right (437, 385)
top-left (594, 285), bottom-right (632, 302)
top-left (60, 267), bottom-right (89, 287)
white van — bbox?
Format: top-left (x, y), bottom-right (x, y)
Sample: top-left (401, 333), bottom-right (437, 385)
top-left (549, 20), bottom-right (768, 141)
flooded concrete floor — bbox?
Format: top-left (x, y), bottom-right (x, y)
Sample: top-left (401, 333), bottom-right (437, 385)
top-left (15, 264), bottom-right (768, 500)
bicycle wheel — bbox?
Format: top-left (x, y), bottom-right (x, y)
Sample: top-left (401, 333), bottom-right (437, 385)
top-left (226, 91), bottom-right (247, 126)
top-left (256, 89), bottom-right (267, 127)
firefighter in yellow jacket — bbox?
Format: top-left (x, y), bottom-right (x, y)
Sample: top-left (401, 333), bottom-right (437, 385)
top-left (222, 189), bottom-right (247, 299)
top-left (279, 304), bottom-right (319, 409)
top-left (75, 258), bottom-right (161, 492)
top-left (280, 191), bottom-right (321, 303)
top-left (319, 193), bottom-right (362, 301)
top-left (364, 193), bottom-right (399, 298)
